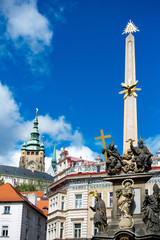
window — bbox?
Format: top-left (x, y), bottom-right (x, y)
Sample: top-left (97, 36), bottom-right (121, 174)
top-left (27, 209), bottom-right (30, 219)
top-left (43, 206), bottom-right (48, 211)
top-left (25, 229), bottom-right (28, 240)
top-left (50, 199), bottom-right (52, 208)
top-left (36, 152), bottom-right (39, 155)
top-left (31, 152), bottom-right (34, 155)
top-left (60, 222), bottom-right (64, 239)
top-left (74, 223), bottom-right (81, 238)
top-left (97, 166), bottom-right (100, 172)
top-left (109, 192), bottom-right (113, 207)
top-left (75, 194), bottom-right (82, 208)
top-left (61, 202), bottom-right (64, 210)
top-left (4, 206), bottom-right (10, 214)
top-left (53, 223), bottom-right (56, 238)
top-left (27, 152), bottom-right (30, 155)
top-left (2, 226), bottom-right (8, 237)
top-left (55, 197), bottom-right (58, 209)
top-left (145, 189), bottom-right (149, 195)
top-left (61, 196), bottom-right (65, 210)
top-left (48, 231), bottom-right (50, 240)
top-left (38, 217), bottom-right (41, 226)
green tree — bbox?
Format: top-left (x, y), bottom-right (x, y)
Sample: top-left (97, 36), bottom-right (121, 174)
top-left (0, 173), bottom-right (4, 186)
top-left (16, 183), bottom-right (37, 192)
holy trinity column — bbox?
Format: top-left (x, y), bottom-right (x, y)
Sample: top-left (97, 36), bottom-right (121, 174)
top-left (119, 20), bottom-right (141, 154)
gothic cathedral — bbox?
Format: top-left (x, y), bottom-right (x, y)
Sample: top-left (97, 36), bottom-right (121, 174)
top-left (19, 112), bottom-right (45, 172)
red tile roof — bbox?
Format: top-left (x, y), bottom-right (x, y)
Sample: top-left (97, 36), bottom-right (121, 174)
top-left (37, 200), bottom-right (48, 216)
top-left (0, 183), bottom-right (26, 202)
top-left (0, 183), bottom-right (46, 218)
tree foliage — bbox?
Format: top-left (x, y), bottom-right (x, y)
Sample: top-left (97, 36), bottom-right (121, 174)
top-left (16, 183), bottom-right (37, 192)
top-left (16, 180), bottom-right (49, 192)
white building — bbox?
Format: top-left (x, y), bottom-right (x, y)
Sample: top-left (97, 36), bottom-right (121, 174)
top-left (46, 147), bottom-right (160, 240)
top-left (0, 183), bottom-right (47, 240)
top-left (0, 164), bottom-right (54, 187)
top-left (46, 148), bottom-right (113, 240)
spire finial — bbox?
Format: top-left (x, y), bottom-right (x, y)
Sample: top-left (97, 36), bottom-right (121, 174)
top-left (36, 108), bottom-right (38, 115)
top-left (122, 20), bottom-right (140, 35)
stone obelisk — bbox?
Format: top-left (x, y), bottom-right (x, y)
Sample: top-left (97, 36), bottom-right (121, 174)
top-left (119, 21), bottom-right (141, 154)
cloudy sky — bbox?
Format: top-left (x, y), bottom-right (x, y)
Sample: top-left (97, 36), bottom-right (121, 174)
top-left (0, 0), bottom-right (160, 171)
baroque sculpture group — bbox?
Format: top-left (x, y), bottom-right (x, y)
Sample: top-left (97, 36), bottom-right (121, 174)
top-left (91, 140), bottom-right (160, 233)
top-left (90, 21), bottom-right (160, 240)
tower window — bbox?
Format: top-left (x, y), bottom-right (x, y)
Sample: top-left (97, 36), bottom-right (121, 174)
top-left (36, 152), bottom-right (38, 155)
top-left (27, 152), bottom-right (30, 155)
top-left (31, 152), bottom-right (34, 155)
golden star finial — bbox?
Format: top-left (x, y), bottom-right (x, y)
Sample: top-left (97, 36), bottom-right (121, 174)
top-left (119, 79), bottom-right (141, 99)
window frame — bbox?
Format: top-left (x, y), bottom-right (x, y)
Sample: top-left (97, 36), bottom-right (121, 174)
top-left (4, 206), bottom-right (10, 214)
top-left (60, 222), bottom-right (64, 239)
top-left (74, 223), bottom-right (81, 238)
top-left (2, 226), bottom-right (8, 237)
top-left (75, 194), bottom-right (82, 209)
top-left (108, 192), bottom-right (113, 207)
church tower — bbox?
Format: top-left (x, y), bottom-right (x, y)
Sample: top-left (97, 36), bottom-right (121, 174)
top-left (119, 20), bottom-right (141, 154)
top-left (47, 143), bottom-right (57, 176)
top-left (51, 143), bottom-right (57, 172)
top-left (19, 110), bottom-right (45, 172)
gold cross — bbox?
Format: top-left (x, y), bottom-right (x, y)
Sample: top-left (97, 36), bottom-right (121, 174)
top-left (95, 129), bottom-right (111, 162)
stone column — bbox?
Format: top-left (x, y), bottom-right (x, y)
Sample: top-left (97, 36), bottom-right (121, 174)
top-left (123, 33), bottom-right (138, 154)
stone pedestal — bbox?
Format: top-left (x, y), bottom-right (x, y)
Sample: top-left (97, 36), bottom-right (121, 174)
top-left (104, 173), bottom-right (152, 221)
top-left (92, 172), bottom-right (160, 240)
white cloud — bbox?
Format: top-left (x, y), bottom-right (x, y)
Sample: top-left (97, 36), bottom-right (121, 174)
top-left (65, 145), bottom-right (99, 161)
top-left (0, 0), bottom-right (53, 53)
top-left (145, 135), bottom-right (160, 155)
top-left (45, 156), bottom-right (52, 172)
top-left (0, 82), bottom-right (98, 170)
top-left (0, 82), bottom-right (23, 157)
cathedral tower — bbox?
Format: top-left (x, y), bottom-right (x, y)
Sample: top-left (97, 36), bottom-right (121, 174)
top-left (19, 110), bottom-right (45, 172)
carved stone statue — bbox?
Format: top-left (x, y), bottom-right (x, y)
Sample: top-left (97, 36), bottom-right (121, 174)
top-left (90, 193), bottom-right (108, 232)
top-left (130, 139), bottom-right (152, 172)
top-left (102, 143), bottom-right (123, 175)
top-left (116, 179), bottom-right (135, 229)
top-left (122, 149), bottom-right (136, 173)
top-left (142, 183), bottom-right (160, 232)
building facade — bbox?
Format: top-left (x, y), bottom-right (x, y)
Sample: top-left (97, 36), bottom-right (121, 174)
top-left (0, 183), bottom-right (47, 240)
top-left (19, 112), bottom-right (45, 172)
top-left (46, 147), bottom-right (160, 240)
top-left (0, 164), bottom-right (54, 187)
top-left (46, 148), bottom-right (113, 240)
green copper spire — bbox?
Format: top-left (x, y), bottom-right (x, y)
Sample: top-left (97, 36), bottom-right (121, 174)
top-left (52, 142), bottom-right (57, 172)
top-left (22, 109), bottom-right (44, 151)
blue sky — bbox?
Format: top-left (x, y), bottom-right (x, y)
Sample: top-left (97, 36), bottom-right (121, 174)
top-left (0, 0), bottom-right (160, 171)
